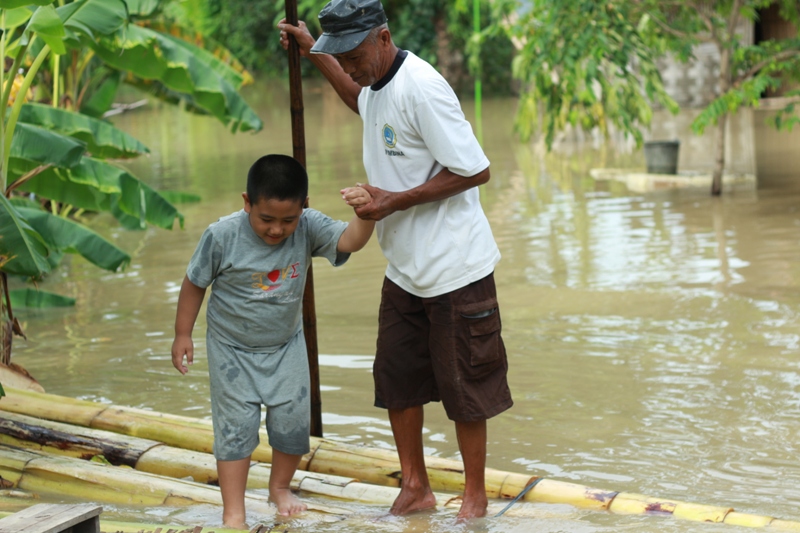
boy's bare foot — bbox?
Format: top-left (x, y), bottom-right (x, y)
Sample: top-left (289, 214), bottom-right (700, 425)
top-left (389, 485), bottom-right (437, 515)
top-left (269, 487), bottom-right (308, 516)
top-left (221, 517), bottom-right (248, 530)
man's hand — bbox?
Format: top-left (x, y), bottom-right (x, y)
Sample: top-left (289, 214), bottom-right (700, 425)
top-left (172, 335), bottom-right (194, 375)
top-left (278, 19), bottom-right (316, 57)
top-left (354, 184), bottom-right (398, 221)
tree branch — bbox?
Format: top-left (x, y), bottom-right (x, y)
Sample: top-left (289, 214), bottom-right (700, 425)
top-left (734, 49), bottom-right (800, 85)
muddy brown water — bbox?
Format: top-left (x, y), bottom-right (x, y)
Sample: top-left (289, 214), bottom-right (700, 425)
top-left (8, 82), bottom-right (800, 532)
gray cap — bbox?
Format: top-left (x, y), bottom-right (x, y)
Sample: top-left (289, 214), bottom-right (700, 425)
top-left (310, 0), bottom-right (388, 55)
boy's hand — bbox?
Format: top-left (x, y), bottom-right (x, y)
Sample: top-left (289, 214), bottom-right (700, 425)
top-left (172, 336), bottom-right (194, 375)
top-left (341, 184), bottom-right (372, 207)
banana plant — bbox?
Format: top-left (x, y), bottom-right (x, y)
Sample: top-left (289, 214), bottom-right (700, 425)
top-left (0, 0), bottom-right (262, 364)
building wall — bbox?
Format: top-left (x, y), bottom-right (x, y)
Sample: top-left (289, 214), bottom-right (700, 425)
top-left (656, 21), bottom-right (754, 108)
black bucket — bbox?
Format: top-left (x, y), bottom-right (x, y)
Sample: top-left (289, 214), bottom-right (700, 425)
top-left (644, 140), bottom-right (680, 175)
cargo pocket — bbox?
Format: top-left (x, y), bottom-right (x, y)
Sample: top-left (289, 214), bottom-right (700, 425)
top-left (458, 300), bottom-right (502, 369)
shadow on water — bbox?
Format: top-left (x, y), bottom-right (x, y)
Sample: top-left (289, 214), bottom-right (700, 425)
top-left (8, 81), bottom-right (800, 532)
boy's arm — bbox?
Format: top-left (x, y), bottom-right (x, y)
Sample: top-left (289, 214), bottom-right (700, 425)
top-left (337, 216), bottom-right (375, 253)
top-left (171, 275), bottom-right (207, 375)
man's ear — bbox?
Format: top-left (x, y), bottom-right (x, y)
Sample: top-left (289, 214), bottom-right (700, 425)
top-left (242, 192), bottom-right (251, 212)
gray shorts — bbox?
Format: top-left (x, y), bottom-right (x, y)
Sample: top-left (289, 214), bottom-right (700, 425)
top-left (207, 330), bottom-right (311, 460)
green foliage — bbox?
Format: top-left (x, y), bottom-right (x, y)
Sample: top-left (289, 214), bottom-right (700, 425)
top-left (0, 0), bottom-right (257, 338)
top-left (502, 0), bottom-right (677, 147)
top-left (191, 0), bottom-right (514, 95)
top-left (500, 0), bottom-right (800, 151)
top-left (9, 288), bottom-right (76, 308)
top-left (18, 104), bottom-right (150, 159)
top-left (178, 0), bottom-right (324, 78)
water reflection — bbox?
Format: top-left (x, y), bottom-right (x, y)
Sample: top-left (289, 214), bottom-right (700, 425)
top-left (8, 81), bottom-right (800, 531)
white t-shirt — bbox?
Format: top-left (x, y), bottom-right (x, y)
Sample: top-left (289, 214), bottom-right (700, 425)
top-left (358, 51), bottom-right (500, 298)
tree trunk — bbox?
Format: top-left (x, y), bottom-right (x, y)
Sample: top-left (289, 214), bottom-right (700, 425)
top-left (711, 112), bottom-right (727, 196)
top-left (712, 42), bottom-right (732, 196)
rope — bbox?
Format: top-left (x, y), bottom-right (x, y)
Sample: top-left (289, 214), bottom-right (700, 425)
top-left (494, 477), bottom-right (543, 517)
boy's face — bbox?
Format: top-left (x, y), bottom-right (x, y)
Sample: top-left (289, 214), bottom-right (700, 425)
top-left (243, 193), bottom-right (306, 245)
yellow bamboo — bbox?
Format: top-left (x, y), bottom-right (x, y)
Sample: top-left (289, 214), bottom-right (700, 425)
top-left (723, 512), bottom-right (774, 528)
top-left (672, 501), bottom-right (733, 523)
top-left (2, 387), bottom-right (800, 529)
top-left (0, 511), bottom-right (287, 533)
top-left (770, 520), bottom-right (800, 531)
top-left (527, 479), bottom-right (617, 510)
top-left (0, 445), bottom-right (349, 518)
top-left (607, 492), bottom-right (680, 515)
top-left (0, 412), bottom-right (565, 518)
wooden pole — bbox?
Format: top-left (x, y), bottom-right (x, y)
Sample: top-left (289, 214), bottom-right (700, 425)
top-left (285, 0), bottom-right (323, 438)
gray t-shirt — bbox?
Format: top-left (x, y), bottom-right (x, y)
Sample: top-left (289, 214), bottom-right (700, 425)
top-left (187, 208), bottom-right (349, 351)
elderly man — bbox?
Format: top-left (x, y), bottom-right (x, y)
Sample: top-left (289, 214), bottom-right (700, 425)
top-left (279, 0), bottom-right (512, 519)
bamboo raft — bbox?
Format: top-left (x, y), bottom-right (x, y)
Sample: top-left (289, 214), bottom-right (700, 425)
top-left (0, 387), bottom-right (798, 531)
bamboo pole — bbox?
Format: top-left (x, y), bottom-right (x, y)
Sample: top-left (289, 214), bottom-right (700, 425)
top-left (0, 444), bottom-right (349, 519)
top-left (283, 0), bottom-right (323, 439)
top-left (0, 413), bottom-right (555, 518)
top-left (2, 387), bottom-right (799, 528)
top-left (0, 511), bottom-right (291, 533)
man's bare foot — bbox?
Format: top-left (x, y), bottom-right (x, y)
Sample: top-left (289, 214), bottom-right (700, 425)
top-left (389, 485), bottom-right (437, 515)
top-left (455, 493), bottom-right (488, 520)
top-left (269, 487), bottom-right (308, 516)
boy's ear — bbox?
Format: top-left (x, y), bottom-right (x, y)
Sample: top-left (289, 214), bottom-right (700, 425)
top-left (304, 196), bottom-right (310, 207)
top-left (242, 192), bottom-right (251, 212)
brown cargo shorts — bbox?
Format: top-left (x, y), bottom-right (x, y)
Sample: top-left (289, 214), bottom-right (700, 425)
top-left (373, 273), bottom-right (513, 422)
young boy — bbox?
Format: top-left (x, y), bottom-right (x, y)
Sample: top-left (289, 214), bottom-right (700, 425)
top-left (171, 154), bottom-right (373, 528)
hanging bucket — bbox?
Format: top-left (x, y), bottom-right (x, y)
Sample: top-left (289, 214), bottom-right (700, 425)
top-left (644, 140), bottom-right (680, 175)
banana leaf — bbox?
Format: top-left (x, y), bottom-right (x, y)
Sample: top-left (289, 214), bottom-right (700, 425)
top-left (0, 0), bottom-right (51, 10)
top-left (124, 0), bottom-right (162, 19)
top-left (14, 158), bottom-right (183, 230)
top-left (18, 103), bottom-right (149, 159)
top-left (93, 24), bottom-right (262, 133)
top-left (138, 20), bottom-right (254, 87)
top-left (0, 6), bottom-right (33, 31)
top-left (26, 5), bottom-right (65, 55)
top-left (157, 190), bottom-right (201, 204)
top-left (9, 122), bottom-right (85, 170)
top-left (79, 68), bottom-right (123, 118)
top-left (13, 169), bottom-right (109, 213)
top-left (8, 288), bottom-right (75, 308)
top-left (56, 0), bottom-right (127, 46)
top-left (117, 171), bottom-right (183, 230)
top-left (15, 206), bottom-right (130, 271)
top-left (0, 195), bottom-right (50, 278)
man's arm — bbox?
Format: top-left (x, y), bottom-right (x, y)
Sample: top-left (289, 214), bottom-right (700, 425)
top-left (171, 275), bottom-right (207, 375)
top-left (278, 19), bottom-right (361, 113)
top-left (354, 166), bottom-right (490, 221)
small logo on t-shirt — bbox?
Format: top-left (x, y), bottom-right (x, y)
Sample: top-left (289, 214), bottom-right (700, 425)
top-left (383, 124), bottom-right (396, 148)
top-left (382, 123), bottom-right (405, 156)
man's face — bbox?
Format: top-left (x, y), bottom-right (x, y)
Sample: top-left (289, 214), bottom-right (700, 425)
top-left (243, 194), bottom-right (305, 245)
top-left (333, 36), bottom-right (384, 87)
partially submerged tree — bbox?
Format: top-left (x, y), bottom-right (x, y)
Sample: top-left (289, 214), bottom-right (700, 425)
top-left (497, 0), bottom-right (800, 195)
top-left (0, 0), bottom-right (261, 364)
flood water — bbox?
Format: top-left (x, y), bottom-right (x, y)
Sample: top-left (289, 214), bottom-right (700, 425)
top-left (8, 80), bottom-right (800, 532)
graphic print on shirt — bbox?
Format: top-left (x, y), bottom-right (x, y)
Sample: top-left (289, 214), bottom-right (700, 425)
top-left (383, 123), bottom-right (405, 156)
top-left (251, 262), bottom-right (301, 298)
